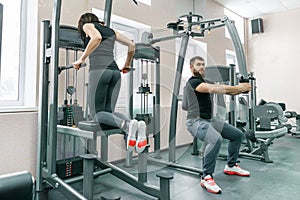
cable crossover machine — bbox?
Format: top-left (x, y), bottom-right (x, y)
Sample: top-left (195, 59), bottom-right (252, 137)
top-left (133, 11), bottom-right (251, 175)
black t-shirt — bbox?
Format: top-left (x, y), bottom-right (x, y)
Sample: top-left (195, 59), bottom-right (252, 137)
top-left (186, 76), bottom-right (212, 119)
top-left (85, 23), bottom-right (119, 71)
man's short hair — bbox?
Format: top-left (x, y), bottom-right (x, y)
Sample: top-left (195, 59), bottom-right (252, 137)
top-left (190, 56), bottom-right (205, 65)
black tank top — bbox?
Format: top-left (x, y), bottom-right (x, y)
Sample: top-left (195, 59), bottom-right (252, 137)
top-left (85, 23), bottom-right (119, 71)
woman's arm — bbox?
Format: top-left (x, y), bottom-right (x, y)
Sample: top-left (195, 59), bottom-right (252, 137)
top-left (73, 23), bottom-right (102, 70)
top-left (115, 31), bottom-right (135, 73)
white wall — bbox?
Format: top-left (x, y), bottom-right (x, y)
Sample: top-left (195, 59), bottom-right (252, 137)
top-left (0, 112), bottom-right (38, 175)
top-left (247, 8), bottom-right (300, 112)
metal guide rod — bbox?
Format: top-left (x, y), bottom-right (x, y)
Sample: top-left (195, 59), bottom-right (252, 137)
top-left (146, 61), bottom-right (149, 114)
top-left (249, 74), bottom-right (256, 131)
top-left (47, 0), bottom-right (61, 175)
top-left (229, 64), bottom-right (236, 126)
top-left (36, 20), bottom-right (51, 192)
top-left (65, 49), bottom-right (69, 102)
top-left (154, 47), bottom-right (161, 152)
top-left (74, 50), bottom-right (78, 103)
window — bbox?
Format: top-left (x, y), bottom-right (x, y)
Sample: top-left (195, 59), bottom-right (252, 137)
top-left (0, 0), bottom-right (37, 110)
top-left (112, 22), bottom-right (139, 106)
top-left (224, 8), bottom-right (245, 44)
top-left (225, 49), bottom-right (238, 72)
top-left (0, 1), bottom-right (21, 104)
top-left (137, 0), bottom-right (151, 6)
top-left (175, 38), bottom-right (207, 94)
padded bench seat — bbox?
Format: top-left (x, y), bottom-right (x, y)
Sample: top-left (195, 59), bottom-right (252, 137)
top-left (239, 126), bottom-right (288, 163)
top-left (255, 127), bottom-right (287, 139)
top-left (78, 121), bottom-right (124, 136)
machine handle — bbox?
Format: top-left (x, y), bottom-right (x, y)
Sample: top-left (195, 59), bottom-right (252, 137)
top-left (58, 63), bottom-right (87, 74)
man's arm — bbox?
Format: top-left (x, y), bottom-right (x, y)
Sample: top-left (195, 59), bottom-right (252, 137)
top-left (196, 82), bottom-right (251, 95)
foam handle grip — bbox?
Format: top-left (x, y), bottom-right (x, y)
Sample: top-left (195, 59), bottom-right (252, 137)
top-left (239, 76), bottom-right (250, 93)
top-left (239, 76), bottom-right (249, 83)
top-left (0, 171), bottom-right (33, 200)
top-left (64, 62), bottom-right (87, 70)
top-left (58, 63), bottom-right (87, 74)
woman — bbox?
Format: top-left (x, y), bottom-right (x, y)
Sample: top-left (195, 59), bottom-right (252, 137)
top-left (73, 12), bottom-right (146, 153)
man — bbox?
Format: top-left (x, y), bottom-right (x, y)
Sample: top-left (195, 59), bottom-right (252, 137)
top-left (183, 56), bottom-right (251, 194)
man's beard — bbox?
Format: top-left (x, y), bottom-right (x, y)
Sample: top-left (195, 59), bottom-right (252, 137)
top-left (193, 69), bottom-right (203, 78)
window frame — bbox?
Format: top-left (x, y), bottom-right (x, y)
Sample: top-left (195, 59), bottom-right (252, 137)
top-left (175, 38), bottom-right (207, 95)
top-left (0, 0), bottom-right (38, 111)
top-left (225, 49), bottom-right (238, 72)
top-left (137, 0), bottom-right (151, 6)
top-left (112, 22), bottom-right (140, 107)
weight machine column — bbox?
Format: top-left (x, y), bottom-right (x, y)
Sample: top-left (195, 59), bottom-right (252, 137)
top-left (169, 33), bottom-right (189, 162)
top-left (229, 64), bottom-right (236, 126)
top-left (81, 154), bottom-right (97, 200)
top-left (156, 172), bottom-right (173, 200)
top-left (47, 0), bottom-right (62, 174)
top-left (124, 60), bottom-right (134, 168)
top-left (104, 0), bottom-right (112, 27)
top-left (36, 20), bottom-right (51, 192)
top-left (154, 47), bottom-right (161, 153)
top-left (249, 73), bottom-right (256, 132)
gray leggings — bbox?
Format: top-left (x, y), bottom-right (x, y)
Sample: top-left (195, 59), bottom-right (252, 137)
top-left (89, 69), bottom-right (127, 128)
top-left (186, 118), bottom-right (243, 176)
top-left (88, 68), bottom-right (121, 116)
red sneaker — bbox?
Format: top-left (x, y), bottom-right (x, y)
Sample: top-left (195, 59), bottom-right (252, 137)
top-left (126, 120), bottom-right (138, 153)
top-left (136, 121), bottom-right (147, 153)
top-left (200, 175), bottom-right (222, 194)
top-left (224, 164), bottom-right (250, 176)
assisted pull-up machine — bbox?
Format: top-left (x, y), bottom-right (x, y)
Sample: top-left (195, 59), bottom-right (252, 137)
top-left (36, 0), bottom-right (172, 200)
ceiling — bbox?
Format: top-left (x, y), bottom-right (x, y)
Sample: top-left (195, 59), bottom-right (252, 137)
top-left (213, 0), bottom-right (300, 18)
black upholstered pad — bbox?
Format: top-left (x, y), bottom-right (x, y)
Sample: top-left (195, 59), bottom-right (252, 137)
top-left (255, 127), bottom-right (287, 139)
top-left (78, 121), bottom-right (124, 136)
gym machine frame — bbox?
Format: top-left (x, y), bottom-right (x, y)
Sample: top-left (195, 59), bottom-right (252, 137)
top-left (141, 12), bottom-right (249, 174)
top-left (238, 75), bottom-right (288, 163)
top-left (36, 0), bottom-right (172, 199)
top-left (191, 65), bottom-right (288, 163)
